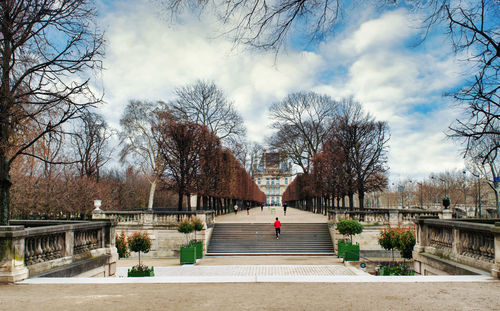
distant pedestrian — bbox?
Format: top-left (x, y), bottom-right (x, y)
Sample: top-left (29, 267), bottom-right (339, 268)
top-left (261, 204), bottom-right (264, 212)
top-left (283, 203), bottom-right (287, 216)
top-left (234, 204), bottom-right (238, 215)
top-left (246, 202), bottom-right (250, 215)
top-left (274, 217), bottom-right (281, 239)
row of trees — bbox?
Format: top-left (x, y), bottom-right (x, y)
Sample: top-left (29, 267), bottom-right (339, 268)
top-left (152, 111), bottom-right (265, 210)
top-left (282, 97), bottom-right (389, 211)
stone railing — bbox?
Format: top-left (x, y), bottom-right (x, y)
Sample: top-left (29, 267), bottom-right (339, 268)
top-left (327, 208), bottom-right (442, 225)
top-left (93, 210), bottom-right (215, 229)
top-left (0, 220), bottom-right (117, 283)
top-left (413, 217), bottom-right (500, 278)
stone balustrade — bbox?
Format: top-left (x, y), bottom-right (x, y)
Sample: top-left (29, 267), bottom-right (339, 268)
top-left (0, 220), bottom-right (117, 283)
top-left (413, 217), bottom-right (500, 278)
top-left (93, 209), bottom-right (215, 229)
top-left (93, 209), bottom-right (216, 258)
top-left (327, 208), bottom-right (442, 225)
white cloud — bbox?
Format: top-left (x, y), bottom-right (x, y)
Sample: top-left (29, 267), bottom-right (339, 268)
top-left (99, 0), bottom-right (322, 143)
top-left (97, 1), bottom-right (467, 180)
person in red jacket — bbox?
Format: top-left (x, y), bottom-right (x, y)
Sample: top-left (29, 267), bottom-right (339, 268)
top-left (274, 217), bottom-right (281, 239)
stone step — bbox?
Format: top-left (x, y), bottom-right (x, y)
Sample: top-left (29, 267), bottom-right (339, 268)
top-left (207, 223), bottom-right (334, 255)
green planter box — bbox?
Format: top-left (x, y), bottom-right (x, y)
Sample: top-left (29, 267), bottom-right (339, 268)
top-left (344, 243), bottom-right (360, 261)
top-left (190, 241), bottom-right (203, 259)
top-left (337, 240), bottom-right (351, 258)
top-left (180, 245), bottom-right (197, 264)
top-left (128, 267), bottom-right (155, 277)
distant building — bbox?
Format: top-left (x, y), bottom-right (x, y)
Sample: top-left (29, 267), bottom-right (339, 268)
top-left (252, 150), bottom-right (293, 206)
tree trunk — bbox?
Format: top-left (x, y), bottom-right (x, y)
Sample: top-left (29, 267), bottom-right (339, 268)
top-left (147, 179), bottom-right (157, 210)
top-left (177, 190), bottom-right (183, 211)
top-left (187, 194), bottom-right (191, 211)
top-left (0, 156), bottom-right (11, 225)
top-left (348, 192), bottom-right (354, 209)
top-left (358, 190), bottom-right (365, 210)
top-left (196, 195), bottom-right (201, 210)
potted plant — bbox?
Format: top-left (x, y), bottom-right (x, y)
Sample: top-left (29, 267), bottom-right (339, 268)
top-left (178, 218), bottom-right (196, 264)
top-left (190, 217), bottom-right (204, 259)
top-left (127, 231), bottom-right (154, 277)
top-left (396, 227), bottom-right (416, 271)
top-left (116, 231), bottom-right (130, 259)
top-left (378, 225), bottom-right (399, 263)
top-left (336, 219), bottom-right (363, 261)
top-left (377, 225), bottom-right (416, 276)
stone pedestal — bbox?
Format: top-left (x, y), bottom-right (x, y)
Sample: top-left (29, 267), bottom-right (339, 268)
top-left (442, 209), bottom-right (453, 219)
top-left (0, 226), bottom-right (29, 283)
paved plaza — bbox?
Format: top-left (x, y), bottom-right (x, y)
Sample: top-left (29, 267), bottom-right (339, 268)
top-left (216, 206), bottom-right (328, 223)
top-left (2, 282), bottom-right (499, 310)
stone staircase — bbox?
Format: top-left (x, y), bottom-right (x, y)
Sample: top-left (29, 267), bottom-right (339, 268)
top-left (206, 223), bottom-right (334, 255)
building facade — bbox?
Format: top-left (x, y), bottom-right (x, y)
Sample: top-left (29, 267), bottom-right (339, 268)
top-left (252, 151), bottom-right (293, 206)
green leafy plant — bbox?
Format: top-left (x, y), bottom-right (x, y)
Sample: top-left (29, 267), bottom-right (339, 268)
top-left (127, 231), bottom-right (152, 268)
top-left (396, 229), bottom-right (416, 260)
top-left (116, 231), bottom-right (130, 259)
top-left (378, 264), bottom-right (414, 276)
top-left (191, 217), bottom-right (204, 241)
top-left (378, 226), bottom-right (399, 262)
top-left (177, 218), bottom-right (195, 246)
top-left (378, 225), bottom-right (416, 264)
top-left (336, 219), bottom-right (363, 244)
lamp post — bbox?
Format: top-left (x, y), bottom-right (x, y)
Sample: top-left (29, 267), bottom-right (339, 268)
top-left (417, 181), bottom-right (423, 209)
top-left (462, 170), bottom-right (467, 215)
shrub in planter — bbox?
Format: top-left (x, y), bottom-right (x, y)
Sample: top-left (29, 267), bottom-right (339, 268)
top-left (190, 217), bottom-right (204, 259)
top-left (180, 244), bottom-right (197, 264)
top-left (378, 225), bottom-right (416, 265)
top-left (178, 218), bottom-right (196, 264)
top-left (336, 219), bottom-right (363, 244)
top-left (128, 265), bottom-right (155, 277)
top-left (378, 226), bottom-right (399, 263)
top-left (127, 231), bottom-right (152, 268)
top-left (337, 240), bottom-right (350, 258)
top-left (116, 231), bottom-right (130, 259)
top-left (344, 243), bottom-right (360, 261)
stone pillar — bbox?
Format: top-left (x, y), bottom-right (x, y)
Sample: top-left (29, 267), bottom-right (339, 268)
top-left (143, 212), bottom-right (153, 225)
top-left (389, 210), bottom-right (399, 225)
top-left (492, 223), bottom-right (500, 278)
top-left (65, 230), bottom-right (74, 257)
top-left (0, 226), bottom-right (29, 283)
top-left (104, 221), bottom-right (117, 277)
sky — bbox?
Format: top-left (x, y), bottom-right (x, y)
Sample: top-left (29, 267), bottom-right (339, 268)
top-left (95, 0), bottom-right (469, 182)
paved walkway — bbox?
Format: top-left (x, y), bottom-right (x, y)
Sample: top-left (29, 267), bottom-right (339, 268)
top-left (216, 206), bottom-right (327, 223)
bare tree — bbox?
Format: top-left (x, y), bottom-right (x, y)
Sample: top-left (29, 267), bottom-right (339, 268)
top-left (0, 1), bottom-right (104, 225)
top-left (71, 112), bottom-right (113, 182)
top-left (466, 135), bottom-right (499, 214)
top-left (441, 1), bottom-right (499, 159)
top-left (168, 80), bottom-right (246, 144)
top-left (331, 99), bottom-right (389, 209)
top-left (153, 112), bottom-right (218, 210)
top-left (120, 100), bottom-right (166, 210)
top-left (267, 92), bottom-right (338, 173)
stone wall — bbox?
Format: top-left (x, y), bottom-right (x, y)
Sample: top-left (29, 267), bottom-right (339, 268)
top-left (413, 217), bottom-right (500, 278)
top-left (116, 225), bottom-right (212, 258)
top-left (0, 220), bottom-right (117, 283)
